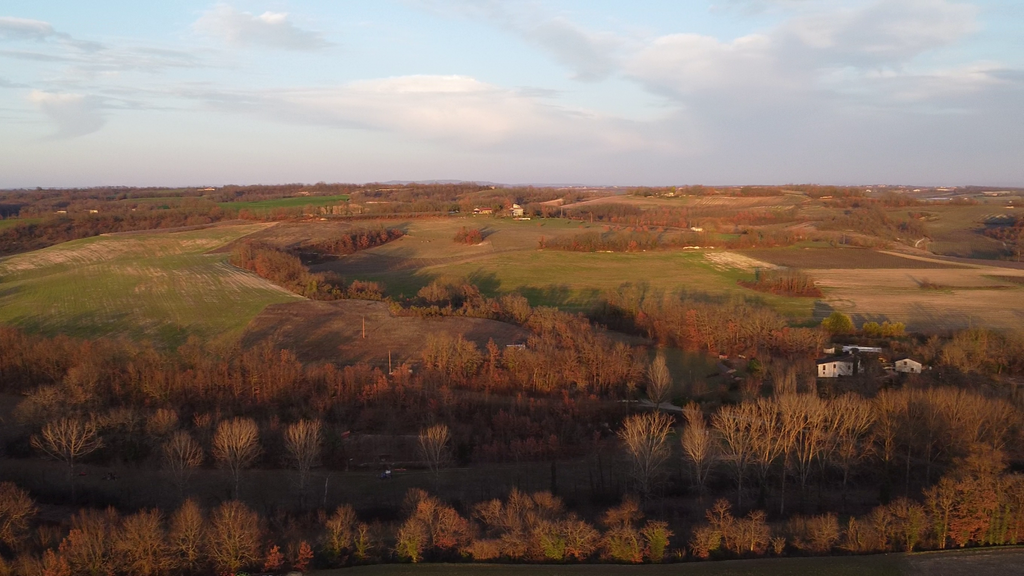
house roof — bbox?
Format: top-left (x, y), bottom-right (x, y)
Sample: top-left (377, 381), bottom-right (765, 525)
top-left (816, 354), bottom-right (856, 365)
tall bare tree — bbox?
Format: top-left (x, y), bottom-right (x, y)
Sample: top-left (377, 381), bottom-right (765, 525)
top-left (162, 431), bottom-right (204, 498)
top-left (417, 424), bottom-right (451, 480)
top-left (207, 501), bottom-right (261, 574)
top-left (212, 418), bottom-right (261, 499)
top-left (712, 403), bottom-right (758, 507)
top-left (31, 418), bottom-right (103, 501)
top-left (829, 394), bottom-right (875, 504)
top-left (646, 353), bottom-right (673, 408)
top-left (284, 419), bottom-right (323, 507)
top-left (169, 499), bottom-right (204, 573)
top-left (618, 412), bottom-right (674, 500)
top-left (680, 404), bottom-right (716, 499)
top-left (0, 482), bottom-right (36, 551)
top-left (750, 398), bottom-right (788, 507)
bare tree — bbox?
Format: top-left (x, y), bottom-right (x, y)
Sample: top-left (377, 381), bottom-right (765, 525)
top-left (212, 418), bottom-right (261, 499)
top-left (0, 482), bottom-right (36, 551)
top-left (829, 394), bottom-right (875, 505)
top-left (31, 418), bottom-right (103, 501)
top-left (680, 404), bottom-right (716, 499)
top-left (284, 419), bottom-right (323, 507)
top-left (169, 499), bottom-right (205, 573)
top-left (750, 398), bottom-right (788, 507)
top-left (162, 431), bottom-right (204, 498)
top-left (114, 509), bottom-right (172, 576)
top-left (207, 500), bottom-right (261, 574)
top-left (646, 352), bottom-right (673, 408)
top-left (618, 412), bottom-right (674, 499)
top-left (712, 403), bottom-right (758, 508)
top-left (417, 424), bottom-right (451, 480)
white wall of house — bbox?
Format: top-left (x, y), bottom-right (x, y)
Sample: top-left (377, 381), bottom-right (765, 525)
top-left (895, 359), bottom-right (922, 373)
top-left (818, 360), bottom-right (854, 377)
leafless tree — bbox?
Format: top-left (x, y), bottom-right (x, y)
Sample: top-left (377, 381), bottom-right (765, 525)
top-left (284, 419), bottom-right (323, 507)
top-left (646, 352), bottom-right (673, 408)
top-left (712, 402), bottom-right (758, 507)
top-left (784, 395), bottom-right (827, 506)
top-left (750, 398), bottom-right (788, 506)
top-left (169, 499), bottom-right (205, 573)
top-left (0, 482), bottom-right (36, 551)
top-left (829, 394), bottom-right (875, 505)
top-left (31, 418), bottom-right (103, 501)
top-left (212, 418), bottom-right (261, 499)
top-left (162, 431), bottom-right (204, 498)
top-left (618, 412), bottom-right (674, 499)
top-left (417, 424), bottom-right (451, 480)
top-left (680, 404), bottom-right (716, 499)
top-left (206, 500), bottom-right (261, 574)
top-left (114, 509), bottom-right (172, 576)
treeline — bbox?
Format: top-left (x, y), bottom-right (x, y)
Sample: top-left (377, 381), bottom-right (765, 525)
top-left (595, 286), bottom-right (827, 358)
top-left (4, 386), bottom-right (1024, 573)
top-left (230, 241), bottom-right (386, 300)
top-left (739, 269), bottom-right (822, 298)
top-left (0, 486), bottom-right (670, 573)
top-left (0, 204), bottom-right (229, 256)
top-left (818, 207), bottom-right (927, 242)
top-left (453, 227), bottom-right (484, 244)
top-left (298, 227), bottom-right (405, 257)
top-left (538, 228), bottom-right (803, 253)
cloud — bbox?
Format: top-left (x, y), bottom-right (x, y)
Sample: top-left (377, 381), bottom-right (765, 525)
top-left (411, 1), bottom-right (621, 81)
top-left (627, 0), bottom-right (980, 100)
top-left (193, 5), bottom-right (330, 51)
top-left (29, 91), bottom-right (105, 138)
top-left (0, 16), bottom-right (56, 42)
top-left (186, 74), bottom-right (675, 154)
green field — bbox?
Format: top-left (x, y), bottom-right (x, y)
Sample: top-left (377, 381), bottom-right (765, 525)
top-left (0, 223), bottom-right (299, 346)
top-left (315, 547), bottom-right (1024, 576)
top-left (312, 218), bottom-right (815, 319)
top-left (218, 194), bottom-right (350, 211)
top-left (0, 218), bottom-right (41, 230)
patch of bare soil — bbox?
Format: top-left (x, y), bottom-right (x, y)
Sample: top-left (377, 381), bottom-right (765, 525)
top-left (704, 251), bottom-right (780, 271)
top-left (242, 299), bottom-right (529, 366)
top-left (741, 248), bottom-right (970, 269)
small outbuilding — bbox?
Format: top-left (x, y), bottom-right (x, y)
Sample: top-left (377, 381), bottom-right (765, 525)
top-left (893, 357), bottom-right (923, 374)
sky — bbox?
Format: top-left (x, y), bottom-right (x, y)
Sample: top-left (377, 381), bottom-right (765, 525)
top-left (1, 0), bottom-right (1022, 187)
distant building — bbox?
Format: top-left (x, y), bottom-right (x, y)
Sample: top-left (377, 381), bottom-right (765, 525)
top-left (816, 354), bottom-right (858, 378)
top-left (510, 204), bottom-right (525, 218)
top-left (893, 357), bottom-right (923, 374)
top-left (473, 207), bottom-right (493, 215)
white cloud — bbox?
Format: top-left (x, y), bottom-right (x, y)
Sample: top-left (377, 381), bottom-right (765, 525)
top-left (0, 17), bottom-right (56, 42)
top-left (29, 91), bottom-right (105, 138)
top-left (188, 74), bottom-right (676, 154)
top-left (410, 1), bottom-right (622, 81)
top-left (193, 5), bottom-right (330, 51)
top-left (626, 0), bottom-right (980, 101)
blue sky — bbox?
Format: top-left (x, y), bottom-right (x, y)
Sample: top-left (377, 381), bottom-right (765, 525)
top-left (1, 0), bottom-right (1022, 187)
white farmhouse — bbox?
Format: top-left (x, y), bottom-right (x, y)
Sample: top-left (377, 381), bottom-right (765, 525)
top-left (816, 355), bottom-right (858, 378)
top-left (893, 357), bottom-right (923, 374)
top-left (510, 204), bottom-right (525, 218)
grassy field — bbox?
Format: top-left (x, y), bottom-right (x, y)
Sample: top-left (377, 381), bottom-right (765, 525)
top-left (0, 218), bottom-right (41, 230)
top-left (314, 547), bottom-right (1024, 576)
top-left (217, 194), bottom-right (350, 211)
top-left (0, 223), bottom-right (299, 346)
top-left (309, 218), bottom-right (815, 319)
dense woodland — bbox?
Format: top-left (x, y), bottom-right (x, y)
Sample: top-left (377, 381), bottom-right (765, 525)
top-left (4, 184), bottom-right (1024, 574)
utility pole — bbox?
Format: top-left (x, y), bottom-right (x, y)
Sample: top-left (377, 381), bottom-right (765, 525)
top-left (362, 316), bottom-right (365, 339)
top-left (388, 350), bottom-right (392, 374)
